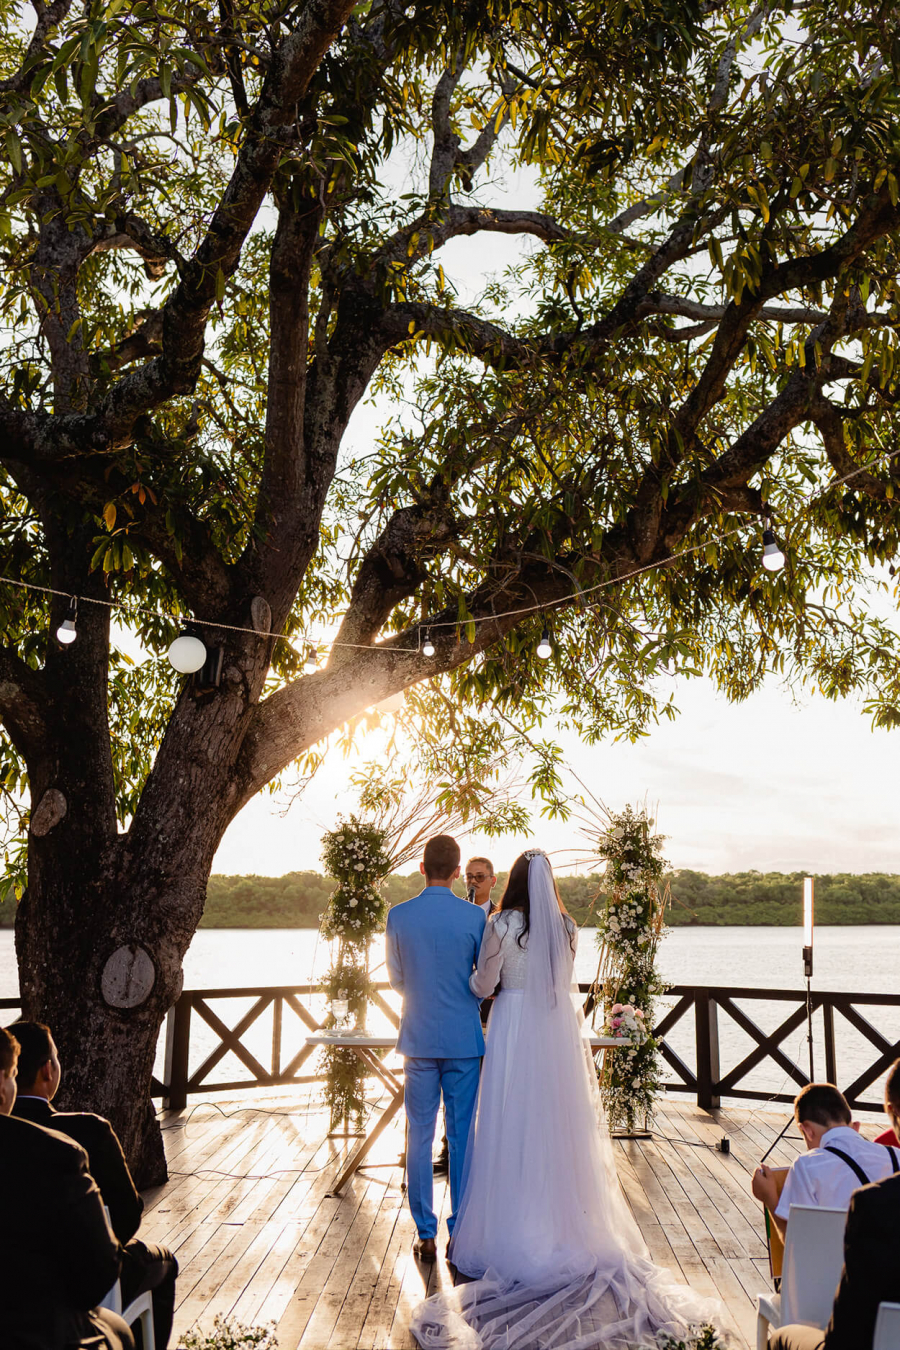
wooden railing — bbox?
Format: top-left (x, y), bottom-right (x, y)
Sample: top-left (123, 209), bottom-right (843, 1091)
top-left (3, 983), bottom-right (899, 1114)
top-left (657, 985), bottom-right (900, 1113)
top-left (154, 982), bottom-right (400, 1108)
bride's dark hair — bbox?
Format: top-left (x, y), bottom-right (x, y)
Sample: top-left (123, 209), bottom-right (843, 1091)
top-left (499, 852), bottom-right (568, 950)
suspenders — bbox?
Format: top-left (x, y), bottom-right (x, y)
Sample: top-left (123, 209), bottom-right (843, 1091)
top-left (824, 1144), bottom-right (900, 1185)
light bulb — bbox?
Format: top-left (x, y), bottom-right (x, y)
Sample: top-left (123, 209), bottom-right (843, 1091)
top-left (55, 598), bottom-right (78, 645)
top-left (167, 633), bottom-right (207, 674)
top-left (303, 645), bottom-right (318, 675)
top-left (536, 627), bottom-right (552, 659)
top-left (422, 629), bottom-right (435, 657)
top-left (762, 528), bottom-right (785, 572)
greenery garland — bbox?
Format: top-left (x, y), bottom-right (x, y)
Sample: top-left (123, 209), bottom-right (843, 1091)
top-left (593, 805), bottom-right (669, 1134)
top-left (318, 818), bottom-right (392, 1132)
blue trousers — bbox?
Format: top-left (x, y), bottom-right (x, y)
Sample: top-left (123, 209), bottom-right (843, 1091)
top-left (404, 1056), bottom-right (481, 1239)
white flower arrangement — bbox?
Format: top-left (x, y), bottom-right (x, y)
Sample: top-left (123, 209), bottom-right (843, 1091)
top-left (593, 804), bottom-right (669, 1134)
top-left (318, 817), bottom-right (392, 1130)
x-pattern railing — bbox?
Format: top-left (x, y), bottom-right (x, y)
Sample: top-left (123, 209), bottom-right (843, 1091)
top-left (657, 985), bottom-right (900, 1112)
top-left (159, 982), bottom-right (401, 1108)
top-left (5, 982), bottom-right (898, 1113)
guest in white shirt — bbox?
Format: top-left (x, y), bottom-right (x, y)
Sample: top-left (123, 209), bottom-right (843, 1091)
top-left (753, 1083), bottom-right (900, 1240)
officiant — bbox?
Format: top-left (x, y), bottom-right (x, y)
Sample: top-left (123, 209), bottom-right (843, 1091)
top-left (465, 857), bottom-right (498, 915)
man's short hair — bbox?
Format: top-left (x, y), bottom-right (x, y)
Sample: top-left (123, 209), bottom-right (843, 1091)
top-left (466, 856), bottom-right (494, 876)
top-left (423, 834), bottom-right (461, 880)
top-left (0, 1026), bottom-right (20, 1075)
top-left (885, 1058), bottom-right (900, 1108)
top-left (10, 1021), bottom-right (54, 1090)
top-left (794, 1082), bottom-right (852, 1127)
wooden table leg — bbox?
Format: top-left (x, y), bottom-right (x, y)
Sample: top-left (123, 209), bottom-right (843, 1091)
top-left (329, 1082), bottom-right (406, 1197)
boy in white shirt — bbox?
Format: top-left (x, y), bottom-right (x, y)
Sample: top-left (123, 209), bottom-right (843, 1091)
top-left (753, 1083), bottom-right (900, 1240)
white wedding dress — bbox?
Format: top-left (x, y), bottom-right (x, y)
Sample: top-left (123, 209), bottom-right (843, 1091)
top-left (409, 853), bottom-right (723, 1350)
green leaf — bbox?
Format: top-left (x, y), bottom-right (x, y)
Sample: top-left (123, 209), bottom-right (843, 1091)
top-left (5, 129), bottom-right (22, 176)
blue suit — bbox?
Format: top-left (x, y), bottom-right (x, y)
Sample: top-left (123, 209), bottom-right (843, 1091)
top-left (386, 886), bottom-right (486, 1238)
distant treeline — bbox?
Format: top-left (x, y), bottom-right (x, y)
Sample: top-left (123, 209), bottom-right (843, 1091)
top-left (193, 868), bottom-right (900, 928)
top-left (3, 868), bottom-right (899, 929)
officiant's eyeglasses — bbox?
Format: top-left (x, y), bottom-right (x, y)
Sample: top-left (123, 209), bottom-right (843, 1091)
top-left (465, 871), bottom-right (492, 883)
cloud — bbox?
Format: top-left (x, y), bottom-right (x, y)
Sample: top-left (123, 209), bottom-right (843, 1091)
top-left (213, 674), bottom-right (900, 877)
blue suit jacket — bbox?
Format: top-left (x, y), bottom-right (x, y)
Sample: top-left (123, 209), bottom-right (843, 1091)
top-left (386, 886), bottom-right (486, 1058)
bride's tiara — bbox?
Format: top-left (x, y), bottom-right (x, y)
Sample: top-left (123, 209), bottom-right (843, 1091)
top-left (523, 848), bottom-right (549, 861)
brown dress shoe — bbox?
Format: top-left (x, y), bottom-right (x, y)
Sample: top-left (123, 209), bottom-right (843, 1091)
top-left (413, 1237), bottom-right (437, 1263)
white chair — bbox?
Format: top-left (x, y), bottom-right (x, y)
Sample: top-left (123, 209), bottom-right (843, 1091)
top-left (99, 1207), bottom-right (155, 1349)
top-left (756, 1205), bottom-right (846, 1350)
top-left (99, 1279), bottom-right (154, 1348)
top-left (874, 1303), bottom-right (900, 1350)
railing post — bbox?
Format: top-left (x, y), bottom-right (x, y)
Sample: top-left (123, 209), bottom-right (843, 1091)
top-left (823, 999), bottom-right (837, 1084)
top-left (272, 994), bottom-right (282, 1079)
top-left (163, 992), bottom-right (191, 1111)
top-left (695, 990), bottom-right (721, 1110)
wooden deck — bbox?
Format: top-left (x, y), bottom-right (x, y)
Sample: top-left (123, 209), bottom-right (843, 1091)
top-left (141, 1093), bottom-right (872, 1350)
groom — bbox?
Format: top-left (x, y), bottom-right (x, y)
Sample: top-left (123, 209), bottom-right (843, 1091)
top-left (385, 833), bottom-right (486, 1261)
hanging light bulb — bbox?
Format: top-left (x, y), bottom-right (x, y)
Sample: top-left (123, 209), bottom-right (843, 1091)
top-left (303, 644), bottom-right (318, 675)
top-left (422, 629), bottom-right (435, 657)
top-left (536, 625), bottom-right (552, 659)
top-left (167, 631), bottom-right (207, 674)
top-left (762, 521), bottom-right (785, 572)
top-left (55, 597), bottom-right (78, 645)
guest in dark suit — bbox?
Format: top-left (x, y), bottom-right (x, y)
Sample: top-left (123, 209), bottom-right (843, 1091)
top-left (0, 1026), bottom-right (134, 1350)
top-left (11, 1021), bottom-right (177, 1350)
top-left (770, 1170), bottom-right (900, 1350)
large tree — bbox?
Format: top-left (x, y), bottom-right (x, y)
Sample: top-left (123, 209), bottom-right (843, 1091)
top-left (2, 0), bottom-right (900, 1182)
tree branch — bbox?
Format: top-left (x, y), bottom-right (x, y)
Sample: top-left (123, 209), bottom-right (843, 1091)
top-left (243, 197), bottom-right (323, 611)
top-left (91, 0), bottom-right (358, 444)
top-left (808, 391), bottom-right (890, 503)
top-left (0, 0), bottom-right (74, 97)
top-left (328, 493), bottom-right (460, 667)
top-left (0, 644), bottom-right (48, 762)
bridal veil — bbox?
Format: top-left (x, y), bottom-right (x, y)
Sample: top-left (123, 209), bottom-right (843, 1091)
top-left (409, 851), bottom-right (722, 1350)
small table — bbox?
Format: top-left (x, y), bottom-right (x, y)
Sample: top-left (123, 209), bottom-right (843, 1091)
top-left (306, 1031), bottom-right (633, 1196)
top-left (305, 1033), bottom-right (406, 1195)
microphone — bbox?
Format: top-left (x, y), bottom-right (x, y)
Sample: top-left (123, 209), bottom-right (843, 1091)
top-left (467, 884), bottom-right (476, 904)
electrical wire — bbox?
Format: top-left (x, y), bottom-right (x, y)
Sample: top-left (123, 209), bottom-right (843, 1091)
top-left (2, 442), bottom-right (898, 656)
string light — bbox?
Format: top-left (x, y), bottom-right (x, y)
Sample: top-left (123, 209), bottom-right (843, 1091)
top-left (55, 597), bottom-right (77, 645)
top-left (762, 520), bottom-right (785, 572)
top-left (4, 441), bottom-right (898, 670)
top-left (167, 631), bottom-right (207, 673)
top-left (303, 645), bottom-right (318, 675)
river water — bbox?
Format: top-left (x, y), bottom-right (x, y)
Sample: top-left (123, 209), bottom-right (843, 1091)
top-left (2, 926), bottom-right (898, 1105)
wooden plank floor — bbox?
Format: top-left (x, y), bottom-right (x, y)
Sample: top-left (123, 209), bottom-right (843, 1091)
top-left (142, 1093), bottom-right (877, 1350)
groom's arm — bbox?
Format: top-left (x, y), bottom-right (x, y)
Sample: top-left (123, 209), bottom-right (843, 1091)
top-left (385, 911), bottom-right (403, 992)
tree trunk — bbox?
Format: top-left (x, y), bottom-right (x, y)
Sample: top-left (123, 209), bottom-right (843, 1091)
top-left (14, 825), bottom-right (207, 1187)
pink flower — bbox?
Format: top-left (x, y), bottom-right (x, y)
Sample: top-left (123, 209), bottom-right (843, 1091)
top-left (634, 1009), bottom-right (645, 1019)
top-left (611, 1003), bottom-right (624, 1014)
top-left (611, 1017), bottom-right (622, 1028)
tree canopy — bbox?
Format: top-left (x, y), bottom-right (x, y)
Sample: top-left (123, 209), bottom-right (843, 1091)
top-left (1, 0), bottom-right (900, 864)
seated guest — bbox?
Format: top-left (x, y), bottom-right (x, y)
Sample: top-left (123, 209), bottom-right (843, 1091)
top-left (752, 1082), bottom-right (899, 1239)
top-left (0, 1026), bottom-right (134, 1350)
top-left (770, 1168), bottom-right (900, 1350)
top-left (11, 1021), bottom-right (177, 1350)
top-left (874, 1057), bottom-right (900, 1148)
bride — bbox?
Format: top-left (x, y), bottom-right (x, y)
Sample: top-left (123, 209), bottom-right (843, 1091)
top-left (410, 849), bottom-right (723, 1350)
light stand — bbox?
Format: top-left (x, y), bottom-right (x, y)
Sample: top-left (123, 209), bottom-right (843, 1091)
top-left (759, 875), bottom-right (816, 1164)
top-left (803, 876), bottom-right (815, 1083)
